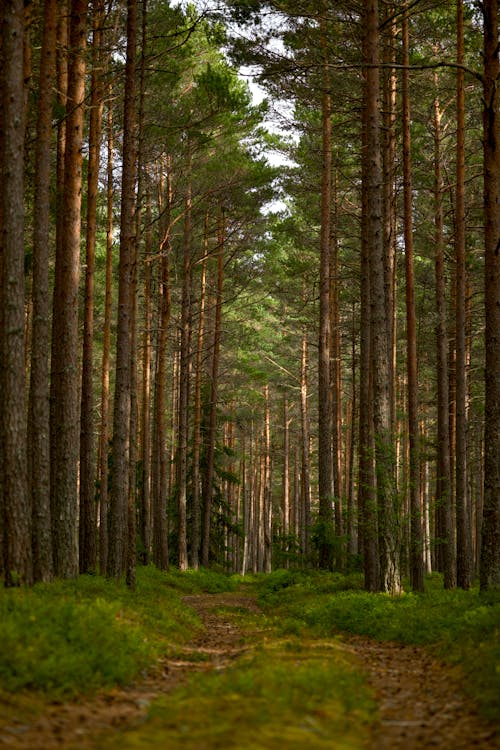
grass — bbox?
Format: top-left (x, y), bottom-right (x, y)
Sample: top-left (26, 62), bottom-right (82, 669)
top-left (1, 565), bottom-right (497, 748)
top-left (255, 569), bottom-right (500, 722)
top-left (101, 638), bottom-right (374, 750)
top-left (0, 566), bottom-right (236, 701)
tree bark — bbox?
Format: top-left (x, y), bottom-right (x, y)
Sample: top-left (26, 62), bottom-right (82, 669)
top-left (455, 0), bottom-right (473, 589)
top-left (28, 0), bottom-right (57, 583)
top-left (318, 19), bottom-right (333, 569)
top-left (364, 0), bottom-right (401, 595)
top-left (201, 209), bottom-right (225, 567)
top-left (97, 91), bottom-right (114, 574)
top-left (433, 75), bottom-right (456, 588)
top-left (191, 212), bottom-right (209, 569)
top-left (402, 9), bottom-right (424, 592)
top-left (50, 0), bottom-right (87, 579)
top-left (108, 0), bottom-right (137, 580)
top-left (79, 0), bottom-right (104, 575)
top-left (480, 0), bottom-right (500, 591)
top-left (1, 0), bottom-right (32, 586)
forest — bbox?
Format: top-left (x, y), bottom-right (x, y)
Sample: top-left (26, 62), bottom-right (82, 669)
top-left (2, 0), bottom-right (498, 592)
top-left (0, 0), bottom-right (499, 745)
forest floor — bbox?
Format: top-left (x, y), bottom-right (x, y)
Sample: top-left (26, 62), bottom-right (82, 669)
top-left (0, 590), bottom-right (497, 750)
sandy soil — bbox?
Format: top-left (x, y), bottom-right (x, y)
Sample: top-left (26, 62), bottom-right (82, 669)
top-left (0, 592), bottom-right (497, 749)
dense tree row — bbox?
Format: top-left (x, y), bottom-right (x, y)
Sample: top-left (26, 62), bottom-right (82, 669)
top-left (0, 0), bottom-right (498, 591)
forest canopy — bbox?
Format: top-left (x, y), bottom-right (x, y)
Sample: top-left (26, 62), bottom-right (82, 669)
top-left (0, 0), bottom-right (498, 593)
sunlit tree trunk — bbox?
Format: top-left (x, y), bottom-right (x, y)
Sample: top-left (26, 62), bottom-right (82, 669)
top-left (50, 0), bottom-right (87, 579)
top-left (480, 0), bottom-right (500, 591)
top-left (433, 75), bottom-right (455, 588)
top-left (28, 0), bottom-right (57, 583)
top-left (108, 0), bottom-right (138, 581)
top-left (364, 0), bottom-right (400, 594)
top-left (151, 158), bottom-right (171, 571)
top-left (300, 328), bottom-right (311, 557)
top-left (201, 209), bottom-right (225, 567)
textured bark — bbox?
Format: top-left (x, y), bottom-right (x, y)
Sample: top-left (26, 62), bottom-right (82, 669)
top-left (317, 20), bottom-right (333, 569)
top-left (402, 10), bottom-right (424, 592)
top-left (177, 177), bottom-right (193, 571)
top-left (300, 329), bottom-right (311, 556)
top-left (201, 210), bottom-right (225, 568)
top-left (28, 0), bottom-right (57, 583)
top-left (359, 20), bottom-right (378, 591)
top-left (331, 172), bottom-right (343, 550)
top-left (79, 0), bottom-right (104, 575)
top-left (97, 94), bottom-right (114, 574)
top-left (191, 213), bottom-right (209, 569)
top-left (108, 0), bottom-right (137, 580)
top-left (50, 0), bottom-right (87, 579)
top-left (480, 0), bottom-right (500, 591)
top-left (364, 0), bottom-right (400, 594)
top-left (151, 158), bottom-right (171, 571)
top-left (137, 2), bottom-right (151, 567)
top-left (433, 77), bottom-right (455, 588)
top-left (1, 0), bottom-right (32, 586)
top-left (455, 0), bottom-right (473, 589)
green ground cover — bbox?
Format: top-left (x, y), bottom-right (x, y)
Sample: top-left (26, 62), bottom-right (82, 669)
top-left (0, 567), bottom-right (497, 749)
top-left (255, 569), bottom-right (500, 722)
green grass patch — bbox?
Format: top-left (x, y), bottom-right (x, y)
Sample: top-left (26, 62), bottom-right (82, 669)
top-left (100, 638), bottom-right (375, 750)
top-left (0, 566), bottom-right (238, 701)
top-left (257, 570), bottom-right (500, 722)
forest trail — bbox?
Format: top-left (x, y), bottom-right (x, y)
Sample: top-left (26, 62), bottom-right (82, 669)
top-left (0, 591), bottom-right (497, 750)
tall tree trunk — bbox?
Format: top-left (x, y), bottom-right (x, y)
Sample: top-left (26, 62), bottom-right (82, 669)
top-left (97, 92), bottom-right (114, 573)
top-left (139, 189), bottom-right (153, 565)
top-left (151, 158), bottom-right (171, 571)
top-left (79, 0), bottom-right (104, 574)
top-left (191, 212), bottom-right (209, 569)
top-left (433, 75), bottom-right (455, 588)
top-left (364, 0), bottom-right (400, 594)
top-left (28, 0), bottom-right (57, 583)
top-left (177, 173), bottom-right (193, 571)
top-left (455, 0), bottom-right (473, 589)
top-left (50, 0), bottom-right (88, 579)
top-left (300, 328), bottom-right (311, 557)
top-left (201, 209), bottom-right (225, 567)
top-left (318, 19), bottom-right (333, 568)
top-left (331, 169), bottom-right (343, 557)
top-left (480, 0), bottom-right (500, 591)
top-left (382, 4), bottom-right (397, 436)
top-left (282, 397), bottom-right (290, 556)
top-left (1, 0), bottom-right (32, 586)
top-left (108, 0), bottom-right (137, 580)
top-left (360, 20), bottom-right (378, 591)
top-left (402, 9), bottom-right (424, 592)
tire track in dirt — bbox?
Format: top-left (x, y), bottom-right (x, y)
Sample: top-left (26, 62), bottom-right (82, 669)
top-left (0, 592), bottom-right (497, 749)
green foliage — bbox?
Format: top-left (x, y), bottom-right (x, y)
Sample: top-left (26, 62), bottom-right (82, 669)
top-left (256, 573), bottom-right (500, 722)
top-left (0, 567), bottom-right (215, 699)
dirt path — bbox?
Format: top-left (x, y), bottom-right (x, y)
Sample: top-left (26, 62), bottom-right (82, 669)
top-left (346, 635), bottom-right (498, 749)
top-left (0, 592), bottom-right (497, 749)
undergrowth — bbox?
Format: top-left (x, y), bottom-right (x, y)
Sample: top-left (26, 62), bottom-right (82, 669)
top-left (0, 566), bottom-right (235, 700)
top-left (256, 569), bottom-right (500, 722)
